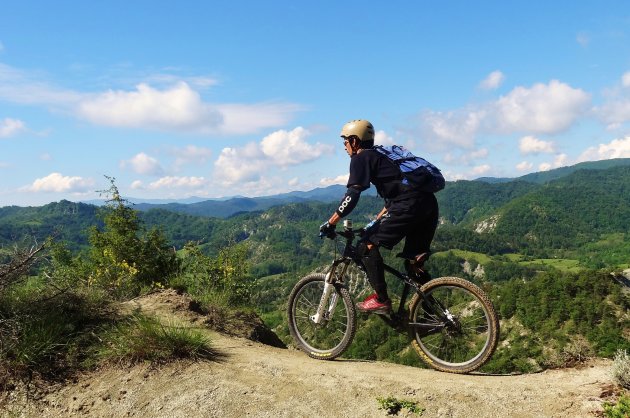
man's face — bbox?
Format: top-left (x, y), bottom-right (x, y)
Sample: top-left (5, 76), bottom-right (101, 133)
top-left (342, 136), bottom-right (355, 156)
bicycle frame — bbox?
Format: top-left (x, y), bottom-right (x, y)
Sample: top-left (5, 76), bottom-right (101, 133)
top-left (315, 227), bottom-right (449, 335)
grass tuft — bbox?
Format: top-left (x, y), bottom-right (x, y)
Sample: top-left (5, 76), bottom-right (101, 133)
top-left (376, 396), bottom-right (424, 416)
top-left (96, 314), bottom-right (216, 365)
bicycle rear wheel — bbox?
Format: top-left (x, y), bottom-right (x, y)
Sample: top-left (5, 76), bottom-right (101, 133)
top-left (408, 277), bottom-right (499, 373)
top-left (287, 273), bottom-right (356, 360)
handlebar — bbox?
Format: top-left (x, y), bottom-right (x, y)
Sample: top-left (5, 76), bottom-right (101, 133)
top-left (319, 218), bottom-right (380, 240)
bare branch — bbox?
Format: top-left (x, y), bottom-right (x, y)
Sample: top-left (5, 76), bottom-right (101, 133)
top-left (0, 241), bottom-right (47, 292)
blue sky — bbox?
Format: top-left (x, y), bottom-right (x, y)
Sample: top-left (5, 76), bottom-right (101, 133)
top-left (2, 1), bottom-right (630, 206)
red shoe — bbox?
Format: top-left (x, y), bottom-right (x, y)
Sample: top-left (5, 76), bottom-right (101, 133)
top-left (356, 293), bottom-right (392, 314)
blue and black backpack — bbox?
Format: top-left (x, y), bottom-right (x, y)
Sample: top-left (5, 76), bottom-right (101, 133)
top-left (374, 145), bottom-right (445, 193)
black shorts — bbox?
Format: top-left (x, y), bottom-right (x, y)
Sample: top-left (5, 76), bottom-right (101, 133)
top-left (365, 193), bottom-right (439, 258)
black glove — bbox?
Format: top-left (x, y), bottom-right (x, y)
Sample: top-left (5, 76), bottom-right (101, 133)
top-left (319, 221), bottom-right (336, 239)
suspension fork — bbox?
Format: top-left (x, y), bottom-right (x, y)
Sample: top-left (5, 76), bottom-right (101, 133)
top-left (310, 261), bottom-right (349, 325)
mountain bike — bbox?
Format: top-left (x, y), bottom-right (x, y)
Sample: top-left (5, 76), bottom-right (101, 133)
top-left (287, 220), bottom-right (499, 374)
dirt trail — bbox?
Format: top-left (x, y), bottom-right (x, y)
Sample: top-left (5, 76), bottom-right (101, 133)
top-left (4, 290), bottom-right (616, 418)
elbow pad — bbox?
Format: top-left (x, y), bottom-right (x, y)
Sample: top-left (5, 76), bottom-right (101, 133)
top-left (335, 187), bottom-right (361, 217)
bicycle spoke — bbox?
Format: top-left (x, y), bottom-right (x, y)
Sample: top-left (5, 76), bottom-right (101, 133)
top-left (412, 281), bottom-right (496, 369)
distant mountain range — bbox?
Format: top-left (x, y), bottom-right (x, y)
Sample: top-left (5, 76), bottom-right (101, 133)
top-left (129, 185), bottom-right (376, 218)
top-left (130, 158), bottom-right (630, 218)
top-left (476, 158), bottom-right (630, 184)
top-left (4, 158), bottom-right (630, 221)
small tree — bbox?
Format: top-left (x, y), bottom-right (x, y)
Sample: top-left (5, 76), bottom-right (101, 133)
top-left (88, 177), bottom-right (178, 297)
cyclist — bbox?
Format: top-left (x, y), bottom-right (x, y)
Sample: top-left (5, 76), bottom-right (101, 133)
top-left (319, 119), bottom-right (439, 314)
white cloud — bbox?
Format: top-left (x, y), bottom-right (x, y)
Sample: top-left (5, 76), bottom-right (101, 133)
top-left (22, 172), bottom-right (95, 193)
top-left (120, 152), bottom-right (164, 176)
top-left (214, 127), bottom-right (333, 186)
top-left (597, 98), bottom-right (630, 126)
top-left (471, 164), bottom-right (491, 175)
top-left (622, 72), bottom-right (630, 88)
top-left (171, 145), bottom-right (213, 169)
top-left (0, 63), bottom-right (301, 135)
top-left (536, 153), bottom-right (570, 172)
top-left (516, 161), bottom-right (533, 171)
top-left (479, 71), bottom-right (505, 90)
top-left (78, 82), bottom-right (223, 131)
top-left (288, 177), bottom-right (299, 187)
top-left (419, 108), bottom-right (486, 149)
top-left (470, 148), bottom-right (489, 159)
top-left (418, 80), bottom-right (589, 151)
top-left (148, 176), bottom-right (207, 189)
top-left (130, 180), bottom-right (144, 190)
top-left (374, 130), bottom-right (395, 146)
top-left (519, 136), bottom-right (555, 155)
top-left (578, 136), bottom-right (630, 162)
top-left (214, 103), bottom-right (304, 135)
top-left (319, 174), bottom-right (349, 187)
top-left (554, 153), bottom-right (569, 167)
top-left (494, 80), bottom-right (590, 134)
top-left (0, 118), bottom-right (25, 138)
top-left (260, 127), bottom-right (333, 166)
top-left (214, 142), bottom-right (267, 184)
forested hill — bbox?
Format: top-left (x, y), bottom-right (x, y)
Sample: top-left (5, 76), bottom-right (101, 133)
top-left (2, 164), bottom-right (630, 263)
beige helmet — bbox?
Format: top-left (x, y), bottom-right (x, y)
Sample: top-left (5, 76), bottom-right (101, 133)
top-left (340, 119), bottom-right (375, 144)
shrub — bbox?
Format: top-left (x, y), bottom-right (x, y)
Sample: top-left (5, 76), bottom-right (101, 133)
top-left (611, 349), bottom-right (630, 390)
top-left (174, 241), bottom-right (253, 308)
top-left (603, 394), bottom-right (630, 418)
top-left (96, 314), bottom-right (215, 365)
top-left (562, 335), bottom-right (593, 366)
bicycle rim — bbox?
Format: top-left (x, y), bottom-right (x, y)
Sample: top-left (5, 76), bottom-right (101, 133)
top-left (288, 275), bottom-right (355, 359)
top-left (411, 278), bottom-right (497, 372)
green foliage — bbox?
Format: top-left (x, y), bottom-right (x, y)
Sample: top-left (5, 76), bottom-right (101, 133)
top-left (95, 314), bottom-right (215, 365)
top-left (87, 178), bottom-right (178, 298)
top-left (376, 396), bottom-right (424, 415)
top-left (0, 276), bottom-right (109, 381)
top-left (173, 241), bottom-right (253, 308)
top-left (603, 394), bottom-right (630, 418)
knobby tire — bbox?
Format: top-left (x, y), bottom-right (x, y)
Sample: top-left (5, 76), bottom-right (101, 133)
top-left (409, 276), bottom-right (499, 373)
top-left (287, 273), bottom-right (357, 360)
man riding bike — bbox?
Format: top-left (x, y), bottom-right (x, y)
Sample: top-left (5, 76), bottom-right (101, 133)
top-left (319, 119), bottom-right (439, 314)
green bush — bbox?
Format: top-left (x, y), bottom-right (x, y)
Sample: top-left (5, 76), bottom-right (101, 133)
top-left (173, 241), bottom-right (253, 308)
top-left (603, 394), bottom-right (630, 418)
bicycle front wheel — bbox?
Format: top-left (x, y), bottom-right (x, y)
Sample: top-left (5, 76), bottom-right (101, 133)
top-left (287, 273), bottom-right (356, 360)
top-left (409, 277), bottom-right (499, 373)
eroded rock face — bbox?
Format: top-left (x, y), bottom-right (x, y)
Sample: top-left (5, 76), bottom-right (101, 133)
top-left (475, 215), bottom-right (499, 233)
